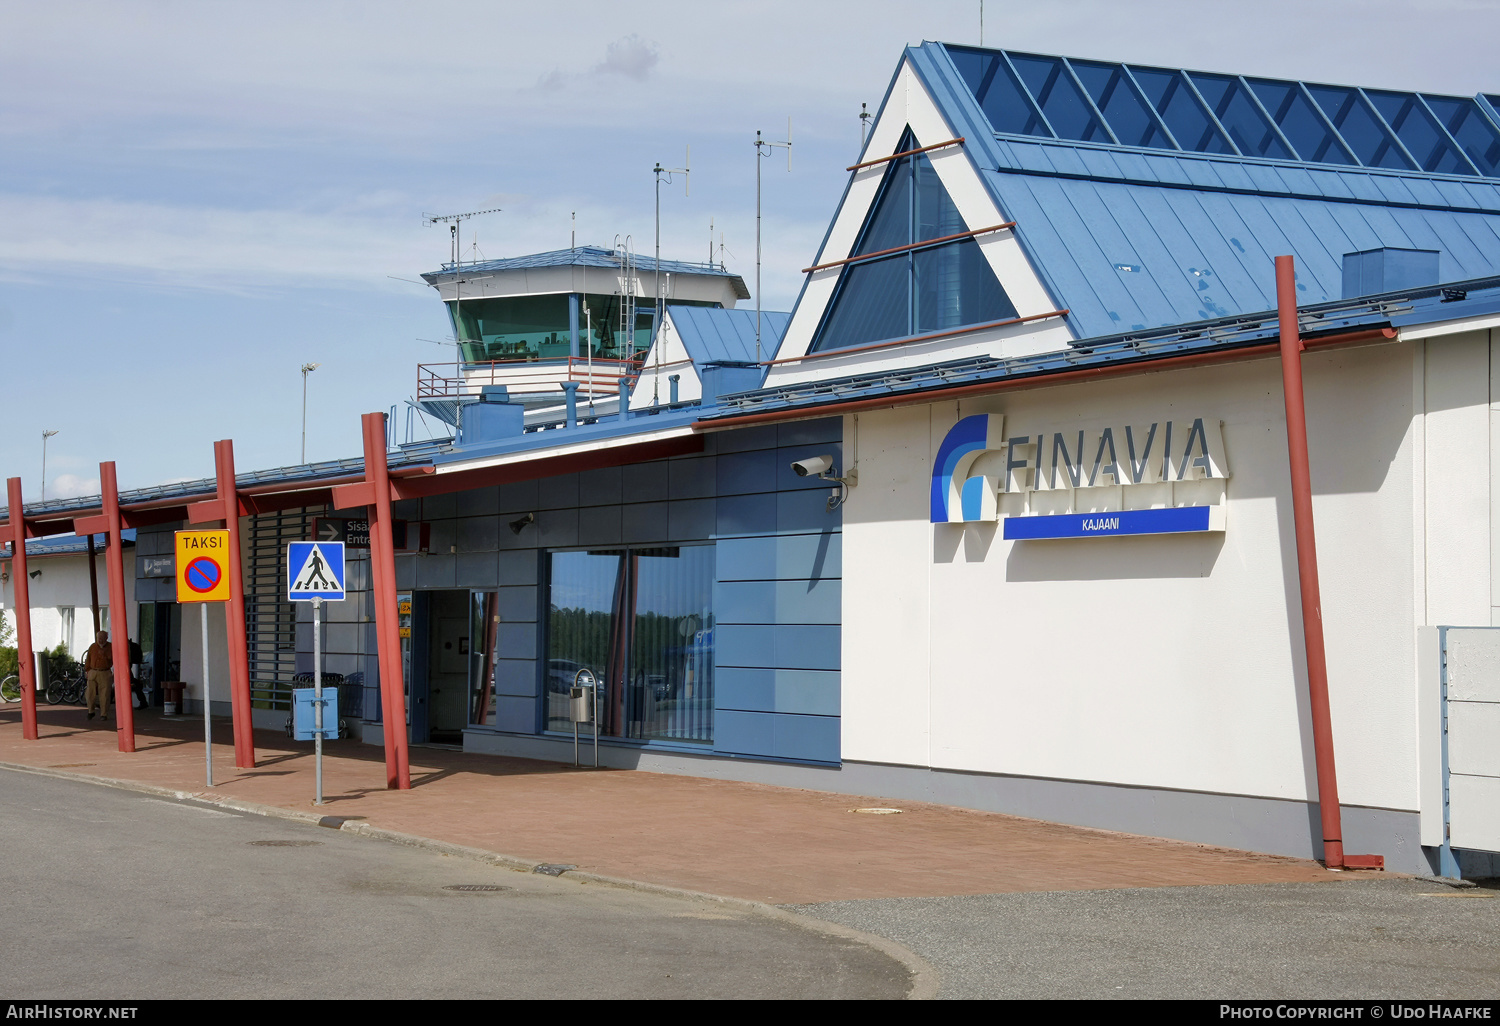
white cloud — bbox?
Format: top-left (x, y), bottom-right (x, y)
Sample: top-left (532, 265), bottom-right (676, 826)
top-left (47, 474), bottom-right (100, 501)
top-left (596, 35), bottom-right (660, 81)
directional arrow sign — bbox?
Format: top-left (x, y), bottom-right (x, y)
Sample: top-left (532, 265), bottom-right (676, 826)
top-left (311, 518), bottom-right (407, 549)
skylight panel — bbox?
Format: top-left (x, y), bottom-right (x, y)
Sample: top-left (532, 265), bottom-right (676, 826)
top-left (1422, 95), bottom-right (1500, 177)
top-left (945, 46), bottom-right (1052, 137)
top-left (1188, 73), bottom-right (1293, 160)
top-left (1009, 53), bottom-right (1112, 143)
top-left (1071, 60), bottom-right (1174, 149)
top-left (1245, 79), bottom-right (1357, 166)
top-left (1130, 66), bottom-right (1235, 154)
top-left (1306, 85), bottom-right (1415, 170)
top-left (1362, 91), bottom-right (1475, 175)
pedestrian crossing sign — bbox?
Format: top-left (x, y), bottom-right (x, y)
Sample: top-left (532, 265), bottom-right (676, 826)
top-left (287, 541), bottom-right (345, 602)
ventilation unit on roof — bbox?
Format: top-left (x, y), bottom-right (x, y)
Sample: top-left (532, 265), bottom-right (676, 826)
top-left (1341, 247), bottom-right (1440, 299)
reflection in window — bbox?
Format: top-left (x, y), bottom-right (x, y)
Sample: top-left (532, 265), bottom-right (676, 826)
top-left (545, 546), bottom-right (715, 744)
top-left (469, 591), bottom-right (499, 727)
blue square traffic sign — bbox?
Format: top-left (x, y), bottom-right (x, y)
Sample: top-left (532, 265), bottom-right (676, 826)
top-left (287, 541), bottom-right (346, 601)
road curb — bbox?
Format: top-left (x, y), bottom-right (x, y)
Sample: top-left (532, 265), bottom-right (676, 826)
top-left (0, 760), bottom-right (938, 998)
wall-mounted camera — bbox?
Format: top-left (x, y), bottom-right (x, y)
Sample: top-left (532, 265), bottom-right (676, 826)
top-left (789, 454), bottom-right (856, 511)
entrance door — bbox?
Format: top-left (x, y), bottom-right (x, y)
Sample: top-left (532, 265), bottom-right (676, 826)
top-left (424, 591), bottom-right (471, 744)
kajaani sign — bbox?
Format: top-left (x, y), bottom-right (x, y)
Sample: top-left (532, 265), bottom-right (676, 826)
top-left (930, 414), bottom-right (1230, 531)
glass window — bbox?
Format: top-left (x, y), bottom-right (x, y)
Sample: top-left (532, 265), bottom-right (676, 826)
top-left (1072, 60), bottom-right (1173, 149)
top-left (811, 132), bottom-right (1017, 353)
top-left (1246, 79), bottom-right (1357, 165)
top-left (1188, 73), bottom-right (1293, 160)
top-left (1130, 66), bottom-right (1234, 154)
top-left (1306, 85), bottom-right (1414, 170)
top-left (1009, 54), bottom-right (1110, 143)
top-left (544, 546), bottom-right (715, 744)
top-left (469, 591), bottom-right (499, 728)
top-left (1423, 95), bottom-right (1500, 177)
top-left (945, 46), bottom-right (1051, 138)
top-left (449, 294), bottom-right (572, 362)
top-left (1366, 91), bottom-right (1473, 174)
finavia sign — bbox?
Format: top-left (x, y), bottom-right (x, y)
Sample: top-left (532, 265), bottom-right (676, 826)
top-left (930, 414), bottom-right (1230, 534)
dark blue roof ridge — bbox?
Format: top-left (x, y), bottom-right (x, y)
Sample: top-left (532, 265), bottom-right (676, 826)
top-left (937, 41), bottom-right (1496, 109)
top-left (420, 245), bottom-right (750, 287)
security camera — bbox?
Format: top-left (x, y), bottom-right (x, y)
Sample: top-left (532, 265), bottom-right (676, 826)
top-left (791, 454), bottom-right (835, 477)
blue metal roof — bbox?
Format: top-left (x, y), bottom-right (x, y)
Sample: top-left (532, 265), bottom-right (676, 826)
top-left (667, 305), bottom-right (790, 366)
top-left (703, 273), bottom-right (1500, 423)
top-left (889, 42), bottom-right (1500, 340)
top-left (421, 246), bottom-right (751, 299)
top-left (4, 530), bottom-right (136, 558)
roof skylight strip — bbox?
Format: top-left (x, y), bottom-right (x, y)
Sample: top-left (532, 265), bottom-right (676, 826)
top-left (1411, 94), bottom-right (1481, 176)
top-left (1234, 75), bottom-right (1300, 160)
top-left (1292, 81), bottom-right (1361, 165)
top-left (999, 50), bottom-right (1059, 139)
top-left (1117, 65), bottom-right (1183, 150)
top-left (1058, 57), bottom-right (1121, 146)
top-left (1354, 87), bottom-right (1423, 171)
top-left (1178, 72), bottom-right (1245, 157)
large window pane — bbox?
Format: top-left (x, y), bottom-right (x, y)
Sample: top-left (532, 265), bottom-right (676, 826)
top-left (628, 546), bottom-right (715, 744)
top-left (812, 255), bottom-right (911, 351)
top-left (1367, 91), bottom-right (1472, 174)
top-left (545, 550), bottom-right (622, 734)
top-left (1307, 85), bottom-right (1414, 170)
top-left (945, 46), bottom-right (1051, 137)
top-left (544, 545), bottom-right (715, 744)
top-left (914, 238), bottom-right (1017, 332)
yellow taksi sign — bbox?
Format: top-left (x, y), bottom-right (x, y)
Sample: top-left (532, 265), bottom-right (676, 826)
top-left (174, 530), bottom-right (232, 603)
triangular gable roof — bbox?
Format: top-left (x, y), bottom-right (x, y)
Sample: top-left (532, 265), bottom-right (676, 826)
top-left (903, 42), bottom-right (1500, 337)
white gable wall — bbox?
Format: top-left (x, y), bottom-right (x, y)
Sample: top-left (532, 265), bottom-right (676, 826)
top-left (765, 59), bottom-right (1072, 389)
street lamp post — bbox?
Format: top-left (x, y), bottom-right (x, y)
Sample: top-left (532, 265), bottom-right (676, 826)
top-left (40, 430), bottom-right (58, 500)
top-left (300, 363), bottom-right (321, 465)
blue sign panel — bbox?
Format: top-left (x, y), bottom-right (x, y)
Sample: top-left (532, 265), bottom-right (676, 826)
top-left (1002, 505), bottom-right (1221, 540)
top-left (287, 541), bottom-right (346, 601)
top-left (292, 688), bottom-right (339, 740)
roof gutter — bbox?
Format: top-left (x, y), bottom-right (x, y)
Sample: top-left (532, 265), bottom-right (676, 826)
top-left (692, 326), bottom-right (1398, 432)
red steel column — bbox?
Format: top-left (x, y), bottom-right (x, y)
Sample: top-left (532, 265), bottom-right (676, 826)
top-left (362, 412), bottom-right (410, 789)
top-left (1275, 255), bottom-right (1344, 870)
top-left (100, 462), bottom-right (136, 753)
top-left (215, 440), bottom-right (256, 768)
top-left (7, 478), bottom-right (39, 740)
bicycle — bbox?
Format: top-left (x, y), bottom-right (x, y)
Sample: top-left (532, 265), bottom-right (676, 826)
top-left (45, 666), bottom-right (86, 706)
top-left (0, 674), bottom-right (19, 703)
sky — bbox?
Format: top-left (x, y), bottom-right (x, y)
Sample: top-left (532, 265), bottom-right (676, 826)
top-left (4, 0), bottom-right (1499, 500)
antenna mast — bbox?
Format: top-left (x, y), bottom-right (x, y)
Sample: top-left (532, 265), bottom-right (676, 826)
top-left (755, 119), bottom-right (791, 364)
top-left (423, 207), bottom-right (502, 363)
top-left (652, 148), bottom-right (689, 405)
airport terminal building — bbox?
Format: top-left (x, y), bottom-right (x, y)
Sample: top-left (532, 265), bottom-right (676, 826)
top-left (8, 42), bottom-right (1500, 877)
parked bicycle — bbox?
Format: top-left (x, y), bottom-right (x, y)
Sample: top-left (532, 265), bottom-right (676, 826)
top-left (0, 674), bottom-right (20, 703)
top-left (45, 666), bottom-right (87, 706)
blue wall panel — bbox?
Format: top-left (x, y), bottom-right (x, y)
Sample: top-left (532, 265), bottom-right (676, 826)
top-left (715, 710), bottom-right (776, 757)
top-left (773, 713), bottom-right (840, 763)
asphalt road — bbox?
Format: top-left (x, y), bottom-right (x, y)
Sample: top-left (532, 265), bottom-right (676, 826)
top-left (793, 879), bottom-right (1500, 1000)
top-left (0, 770), bottom-right (911, 1000)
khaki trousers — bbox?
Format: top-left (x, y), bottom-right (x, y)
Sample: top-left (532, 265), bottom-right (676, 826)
top-left (86, 669), bottom-right (112, 718)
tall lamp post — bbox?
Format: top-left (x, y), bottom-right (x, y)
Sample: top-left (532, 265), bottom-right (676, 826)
top-left (300, 363), bottom-right (321, 465)
top-left (40, 430), bottom-right (58, 500)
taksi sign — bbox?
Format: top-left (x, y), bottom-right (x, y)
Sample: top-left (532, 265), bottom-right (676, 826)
top-left (931, 413), bottom-right (1230, 538)
top-left (174, 530), bottom-right (231, 603)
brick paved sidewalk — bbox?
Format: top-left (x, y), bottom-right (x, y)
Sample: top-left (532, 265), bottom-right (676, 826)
top-left (0, 704), bottom-right (1343, 904)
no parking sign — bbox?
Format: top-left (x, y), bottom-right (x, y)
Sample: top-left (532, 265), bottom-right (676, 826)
top-left (174, 530), bottom-right (231, 603)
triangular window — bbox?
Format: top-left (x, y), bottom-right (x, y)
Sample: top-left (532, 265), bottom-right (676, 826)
top-left (811, 130), bottom-right (1017, 353)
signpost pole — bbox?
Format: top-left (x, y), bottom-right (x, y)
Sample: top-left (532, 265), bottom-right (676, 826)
top-left (202, 603), bottom-right (213, 787)
top-left (313, 596), bottom-right (324, 806)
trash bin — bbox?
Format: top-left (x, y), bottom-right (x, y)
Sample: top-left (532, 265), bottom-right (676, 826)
top-left (162, 681), bottom-right (184, 715)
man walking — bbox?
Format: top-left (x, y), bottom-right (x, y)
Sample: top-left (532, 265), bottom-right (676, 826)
top-left (84, 630), bottom-right (113, 722)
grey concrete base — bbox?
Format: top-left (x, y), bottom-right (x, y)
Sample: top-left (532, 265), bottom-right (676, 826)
top-left (463, 729), bottom-right (1427, 874)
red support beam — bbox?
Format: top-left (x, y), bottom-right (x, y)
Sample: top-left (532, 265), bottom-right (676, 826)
top-left (1275, 255), bottom-right (1382, 872)
top-left (99, 462), bottom-right (136, 753)
top-left (362, 412), bottom-right (410, 789)
top-left (215, 440), bottom-right (256, 769)
top-left (6, 478), bottom-right (39, 740)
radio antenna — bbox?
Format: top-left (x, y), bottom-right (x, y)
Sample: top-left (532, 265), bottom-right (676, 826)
top-left (755, 119), bottom-right (791, 364)
top-left (422, 207), bottom-right (502, 363)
